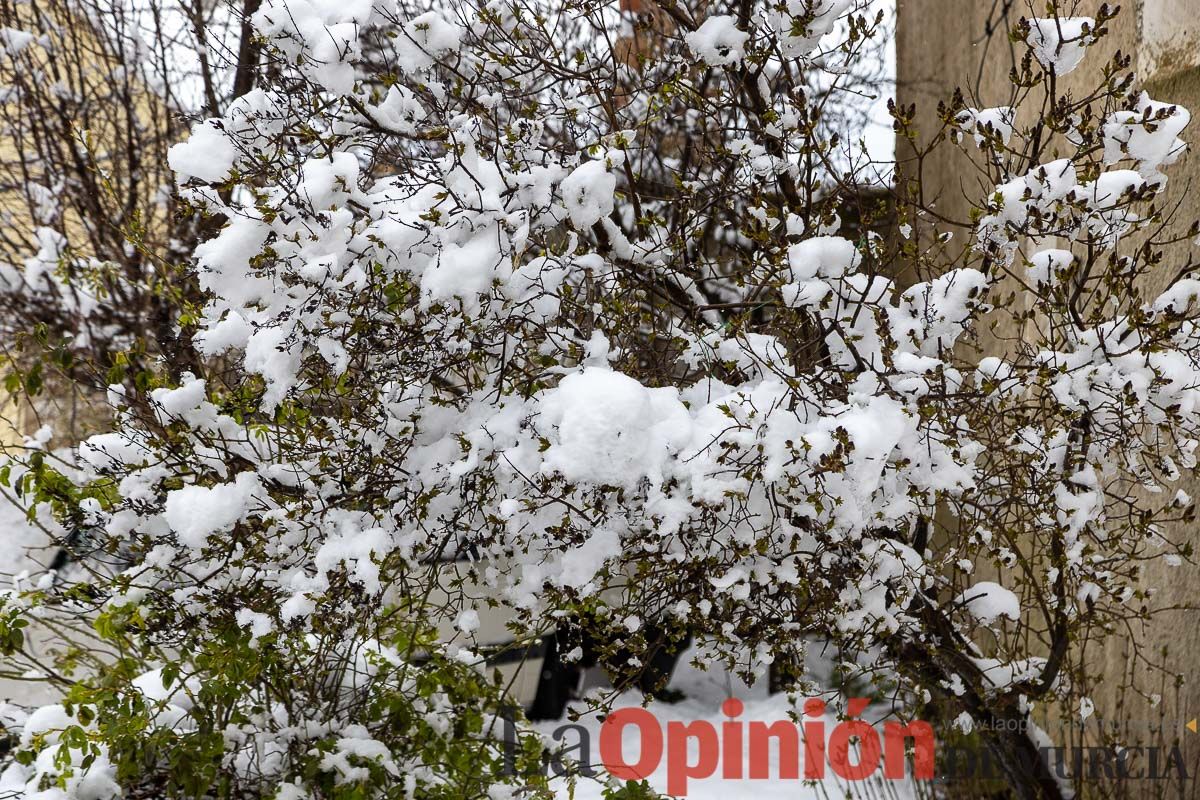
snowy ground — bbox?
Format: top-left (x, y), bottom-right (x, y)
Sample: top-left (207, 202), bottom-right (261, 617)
top-left (533, 648), bottom-right (918, 800)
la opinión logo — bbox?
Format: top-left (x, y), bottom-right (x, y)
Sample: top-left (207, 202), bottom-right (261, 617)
top-left (502, 697), bottom-right (935, 795)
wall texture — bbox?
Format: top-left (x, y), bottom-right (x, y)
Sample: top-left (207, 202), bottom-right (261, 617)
top-left (1143, 0), bottom-right (1200, 81)
top-left (897, 0), bottom-right (1200, 791)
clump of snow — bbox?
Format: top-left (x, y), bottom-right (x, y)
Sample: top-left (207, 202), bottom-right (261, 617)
top-left (1026, 249), bottom-right (1075, 289)
top-left (300, 151), bottom-right (360, 210)
top-left (954, 107), bottom-right (1015, 147)
top-left (251, 0), bottom-right (369, 93)
top-left (0, 505), bottom-right (56, 578)
top-left (168, 120), bottom-right (237, 184)
top-left (536, 368), bottom-right (692, 489)
top-left (3, 703), bottom-right (121, 800)
top-left (420, 229), bottom-right (504, 311)
top-left (455, 609), bottom-right (479, 634)
top-left (559, 160), bottom-right (616, 230)
top-left (397, 11), bottom-right (464, 73)
top-left (163, 472), bottom-right (265, 549)
top-left (1027, 17), bottom-right (1094, 75)
top-left (1079, 697), bottom-right (1095, 721)
top-left (1103, 93), bottom-right (1190, 178)
top-left (78, 431), bottom-right (151, 471)
top-left (364, 85), bottom-right (427, 134)
top-left (540, 527), bottom-right (623, 593)
top-left (685, 15), bottom-right (750, 66)
top-left (892, 269), bottom-right (989, 356)
top-left (683, 331), bottom-right (794, 381)
top-left (818, 273), bottom-right (895, 369)
top-left (786, 235), bottom-right (859, 281)
top-left (768, 0), bottom-right (852, 59)
top-left (956, 581), bottom-right (1020, 624)
top-left (976, 357), bottom-right (1020, 399)
top-left (838, 540), bottom-right (925, 633)
top-left (780, 235), bottom-right (861, 308)
top-left (0, 27), bottom-right (36, 56)
top-left (313, 525), bottom-right (395, 594)
top-left (1071, 169), bottom-right (1152, 246)
top-left (976, 159), bottom-right (1077, 256)
top-left (18, 704), bottom-right (77, 748)
top-left (223, 88), bottom-right (288, 145)
top-left (132, 667), bottom-right (199, 730)
top-left (1075, 170), bottom-right (1151, 208)
top-left (972, 656), bottom-right (1049, 693)
top-left (250, 0), bottom-right (367, 92)
top-left (243, 326), bottom-right (304, 411)
top-left (318, 728), bottom-right (400, 784)
top-left (1153, 278), bottom-right (1200, 316)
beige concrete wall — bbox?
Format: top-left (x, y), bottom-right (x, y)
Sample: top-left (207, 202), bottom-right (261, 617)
top-left (1143, 0), bottom-right (1200, 81)
top-left (897, 0), bottom-right (1200, 791)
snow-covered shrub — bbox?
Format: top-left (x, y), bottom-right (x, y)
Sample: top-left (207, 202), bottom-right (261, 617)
top-left (0, 0), bottom-right (1196, 798)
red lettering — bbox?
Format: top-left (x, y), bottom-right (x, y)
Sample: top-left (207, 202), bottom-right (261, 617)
top-left (599, 707), bottom-right (663, 781)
